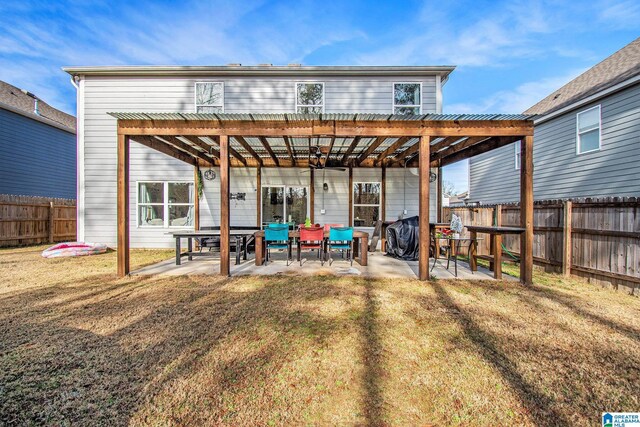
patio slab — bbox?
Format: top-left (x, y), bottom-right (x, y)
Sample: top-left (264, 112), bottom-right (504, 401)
top-left (132, 251), bottom-right (516, 281)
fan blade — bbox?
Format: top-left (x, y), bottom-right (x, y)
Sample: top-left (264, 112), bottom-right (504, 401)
top-left (325, 167), bottom-right (347, 171)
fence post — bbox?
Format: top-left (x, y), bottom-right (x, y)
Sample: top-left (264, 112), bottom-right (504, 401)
top-left (562, 200), bottom-right (572, 276)
top-left (494, 204), bottom-right (502, 226)
top-left (48, 201), bottom-right (55, 243)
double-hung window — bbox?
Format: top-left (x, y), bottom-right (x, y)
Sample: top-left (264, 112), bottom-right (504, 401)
top-left (296, 82), bottom-right (324, 113)
top-left (576, 105), bottom-right (601, 154)
top-left (393, 83), bottom-right (421, 115)
top-left (195, 82), bottom-right (224, 113)
top-left (353, 182), bottom-right (381, 227)
top-left (138, 182), bottom-right (195, 228)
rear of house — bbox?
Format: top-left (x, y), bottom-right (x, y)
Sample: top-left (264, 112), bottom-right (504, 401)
top-left (468, 37), bottom-right (640, 204)
top-left (0, 81), bottom-right (76, 199)
top-left (69, 65), bottom-right (453, 248)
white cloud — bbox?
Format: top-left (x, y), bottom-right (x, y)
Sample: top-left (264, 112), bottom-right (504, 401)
top-left (445, 68), bottom-right (586, 114)
top-left (598, 0), bottom-right (640, 28)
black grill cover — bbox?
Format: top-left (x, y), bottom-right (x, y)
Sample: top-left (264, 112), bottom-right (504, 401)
top-left (385, 216), bottom-right (420, 260)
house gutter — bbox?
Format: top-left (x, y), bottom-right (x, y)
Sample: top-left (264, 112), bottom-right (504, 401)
top-left (62, 65), bottom-right (456, 78)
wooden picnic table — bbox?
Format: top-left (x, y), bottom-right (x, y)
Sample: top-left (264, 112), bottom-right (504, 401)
top-left (254, 230), bottom-right (369, 266)
top-left (465, 225), bottom-right (525, 279)
top-left (170, 229), bottom-right (259, 266)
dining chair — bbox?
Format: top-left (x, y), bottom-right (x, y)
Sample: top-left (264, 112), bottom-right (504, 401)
top-left (264, 225), bottom-right (291, 265)
top-left (327, 226), bottom-right (354, 266)
top-left (323, 223), bottom-right (344, 231)
top-left (297, 226), bottom-right (324, 266)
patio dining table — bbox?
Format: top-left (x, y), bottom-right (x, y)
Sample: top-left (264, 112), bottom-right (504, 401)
top-left (431, 235), bottom-right (483, 277)
top-left (254, 230), bottom-right (369, 266)
top-left (465, 225), bottom-right (526, 279)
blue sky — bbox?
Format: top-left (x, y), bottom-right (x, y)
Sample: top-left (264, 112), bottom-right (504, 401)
top-left (1, 0), bottom-right (638, 192)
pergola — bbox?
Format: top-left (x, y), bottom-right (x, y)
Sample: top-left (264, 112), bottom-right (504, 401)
top-left (111, 113), bottom-right (534, 284)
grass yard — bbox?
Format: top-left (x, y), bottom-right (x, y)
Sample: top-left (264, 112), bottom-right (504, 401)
top-left (0, 245), bottom-right (638, 426)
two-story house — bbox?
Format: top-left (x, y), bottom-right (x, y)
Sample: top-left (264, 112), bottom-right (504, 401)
top-left (468, 37), bottom-right (640, 204)
top-left (65, 65), bottom-right (455, 248)
top-left (0, 80), bottom-right (76, 199)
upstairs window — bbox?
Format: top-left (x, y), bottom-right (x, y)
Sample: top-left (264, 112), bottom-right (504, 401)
top-left (576, 105), bottom-right (601, 154)
top-left (195, 82), bottom-right (224, 113)
top-left (393, 83), bottom-right (421, 115)
top-left (296, 82), bottom-right (324, 113)
top-left (514, 140), bottom-right (521, 170)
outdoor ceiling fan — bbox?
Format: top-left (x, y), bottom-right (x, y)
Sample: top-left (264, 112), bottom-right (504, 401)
top-left (302, 144), bottom-right (346, 172)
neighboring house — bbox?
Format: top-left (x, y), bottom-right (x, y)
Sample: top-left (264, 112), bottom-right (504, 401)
top-left (468, 37), bottom-right (640, 204)
top-left (65, 65), bottom-right (454, 247)
top-left (447, 191), bottom-right (469, 207)
top-left (0, 81), bottom-right (76, 199)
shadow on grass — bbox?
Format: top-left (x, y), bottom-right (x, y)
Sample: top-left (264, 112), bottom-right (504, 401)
top-left (531, 284), bottom-right (640, 344)
top-left (431, 282), bottom-right (571, 427)
top-left (0, 274), bottom-right (366, 425)
top-left (360, 278), bottom-right (385, 425)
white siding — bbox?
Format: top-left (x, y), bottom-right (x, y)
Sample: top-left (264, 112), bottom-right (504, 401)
top-left (81, 74), bottom-right (440, 247)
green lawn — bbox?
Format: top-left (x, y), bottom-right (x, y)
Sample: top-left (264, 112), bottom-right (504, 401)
top-left (0, 245), bottom-right (638, 426)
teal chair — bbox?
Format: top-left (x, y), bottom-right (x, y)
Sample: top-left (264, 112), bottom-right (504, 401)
top-left (327, 227), bottom-right (354, 266)
top-left (264, 225), bottom-right (291, 265)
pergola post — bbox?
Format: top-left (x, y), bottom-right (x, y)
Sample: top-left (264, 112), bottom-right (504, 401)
top-left (418, 135), bottom-right (431, 281)
top-left (220, 135), bottom-right (230, 276)
top-left (256, 166), bottom-right (261, 227)
top-left (520, 135), bottom-right (534, 285)
top-left (310, 168), bottom-right (315, 223)
top-left (117, 134), bottom-right (130, 277)
top-left (436, 165), bottom-right (442, 222)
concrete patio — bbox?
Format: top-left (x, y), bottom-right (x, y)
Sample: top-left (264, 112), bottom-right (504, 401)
top-left (132, 250), bottom-right (515, 280)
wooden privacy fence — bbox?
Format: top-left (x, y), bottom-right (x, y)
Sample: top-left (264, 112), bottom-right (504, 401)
top-left (0, 194), bottom-right (76, 247)
top-left (444, 197), bottom-right (639, 292)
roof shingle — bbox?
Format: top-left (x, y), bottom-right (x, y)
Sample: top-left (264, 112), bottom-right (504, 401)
top-left (0, 81), bottom-right (76, 131)
top-left (524, 37), bottom-right (640, 116)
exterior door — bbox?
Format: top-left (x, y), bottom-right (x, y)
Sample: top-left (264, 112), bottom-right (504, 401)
top-left (261, 185), bottom-right (308, 227)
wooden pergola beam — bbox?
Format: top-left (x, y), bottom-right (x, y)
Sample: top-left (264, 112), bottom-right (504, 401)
top-left (341, 136), bottom-right (361, 164)
top-left (520, 135), bottom-right (534, 286)
top-left (376, 136), bottom-right (411, 164)
top-left (131, 136), bottom-right (197, 165)
top-left (283, 136), bottom-right (296, 165)
top-left (430, 136), bottom-right (489, 163)
top-left (118, 118), bottom-right (534, 138)
top-left (233, 136), bottom-right (263, 166)
top-left (437, 136), bottom-right (521, 167)
top-left (389, 140), bottom-right (419, 165)
top-left (220, 135), bottom-right (230, 276)
top-left (258, 136), bottom-right (279, 166)
top-left (181, 135), bottom-right (220, 158)
top-left (429, 136), bottom-right (464, 153)
top-left (117, 135), bottom-right (129, 277)
top-left (160, 135), bottom-right (216, 166)
top-left (208, 136), bottom-right (247, 166)
top-left (324, 136), bottom-right (336, 166)
top-left (356, 136), bottom-right (386, 165)
top-left (418, 136), bottom-right (431, 281)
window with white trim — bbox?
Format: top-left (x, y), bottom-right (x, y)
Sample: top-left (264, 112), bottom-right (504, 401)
top-left (577, 105), bottom-right (601, 154)
top-left (514, 140), bottom-right (521, 170)
top-left (353, 182), bottom-right (380, 227)
top-left (295, 82), bottom-right (324, 113)
top-left (138, 182), bottom-right (194, 227)
top-left (393, 83), bottom-right (421, 115)
top-left (195, 82), bottom-right (224, 113)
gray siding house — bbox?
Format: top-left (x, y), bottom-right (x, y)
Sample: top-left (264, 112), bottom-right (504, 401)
top-left (468, 37), bottom-right (640, 204)
top-left (66, 66), bottom-right (453, 248)
top-left (0, 81), bottom-right (76, 199)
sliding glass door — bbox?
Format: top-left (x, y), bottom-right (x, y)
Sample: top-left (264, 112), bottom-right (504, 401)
top-left (261, 185), bottom-right (308, 227)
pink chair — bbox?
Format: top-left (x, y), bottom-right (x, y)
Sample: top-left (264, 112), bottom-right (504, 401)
top-left (298, 226), bottom-right (325, 266)
top-left (323, 223), bottom-right (344, 231)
